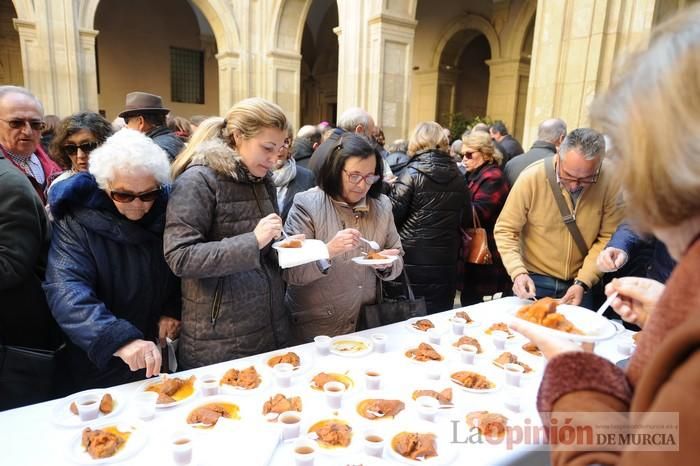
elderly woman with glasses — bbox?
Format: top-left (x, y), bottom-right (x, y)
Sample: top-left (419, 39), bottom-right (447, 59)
top-left (43, 129), bottom-right (181, 391)
top-left (459, 131), bottom-right (511, 305)
top-left (283, 133), bottom-right (404, 342)
top-left (47, 112), bottom-right (113, 195)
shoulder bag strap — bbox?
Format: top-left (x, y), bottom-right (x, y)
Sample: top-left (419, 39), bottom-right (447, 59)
top-left (471, 204), bottom-right (482, 229)
top-left (401, 270), bottom-right (417, 301)
top-left (544, 157), bottom-right (588, 256)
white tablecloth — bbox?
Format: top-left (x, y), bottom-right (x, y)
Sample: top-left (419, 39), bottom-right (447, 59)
top-left (0, 297), bottom-right (634, 465)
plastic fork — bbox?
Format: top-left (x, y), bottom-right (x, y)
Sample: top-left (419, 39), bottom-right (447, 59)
top-left (360, 236), bottom-right (380, 250)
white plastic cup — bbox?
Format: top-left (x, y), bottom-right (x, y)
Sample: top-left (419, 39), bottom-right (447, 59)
top-left (459, 344), bottom-right (478, 365)
top-left (363, 430), bottom-right (385, 458)
top-left (293, 439), bottom-right (316, 466)
top-left (314, 335), bottom-right (332, 356)
top-left (200, 374), bottom-right (219, 397)
top-left (75, 394), bottom-right (101, 421)
top-left (452, 317), bottom-right (466, 335)
top-left (415, 395), bottom-right (439, 422)
top-left (171, 431), bottom-right (194, 465)
top-left (424, 361), bottom-right (441, 381)
top-left (365, 370), bottom-right (382, 390)
top-left (504, 362), bottom-right (525, 387)
top-left (492, 330), bottom-right (508, 350)
top-left (371, 333), bottom-right (387, 353)
top-left (617, 336), bottom-right (636, 356)
top-left (279, 411), bottom-right (302, 440)
top-left (273, 362), bottom-right (295, 388)
top-left (135, 391), bottom-right (159, 421)
top-left (504, 387), bottom-right (522, 412)
top-left (323, 381), bottom-right (346, 409)
top-left (427, 328), bottom-right (442, 345)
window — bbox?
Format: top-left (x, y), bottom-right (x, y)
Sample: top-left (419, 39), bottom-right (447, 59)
top-left (170, 47), bottom-right (204, 104)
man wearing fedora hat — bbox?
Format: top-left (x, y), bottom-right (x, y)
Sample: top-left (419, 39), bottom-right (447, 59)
top-left (119, 91), bottom-right (185, 161)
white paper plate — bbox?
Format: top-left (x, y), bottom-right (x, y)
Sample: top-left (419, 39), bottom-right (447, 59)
top-left (183, 395), bottom-right (247, 429)
top-left (407, 386), bottom-right (456, 413)
top-left (351, 255), bottom-right (399, 266)
top-left (52, 389), bottom-right (124, 428)
top-left (305, 418), bottom-right (355, 455)
top-left (67, 420), bottom-right (147, 465)
top-left (404, 317), bottom-right (441, 334)
top-left (138, 375), bottom-right (198, 408)
top-left (510, 303), bottom-right (618, 342)
top-left (448, 367), bottom-right (501, 394)
top-left (264, 348), bottom-right (314, 375)
top-left (273, 239), bottom-right (329, 269)
top-left (329, 336), bottom-right (374, 357)
top-left (386, 424), bottom-right (458, 465)
top-left (402, 342), bottom-right (447, 364)
top-left (308, 370), bottom-right (356, 392)
top-left (217, 364), bottom-right (268, 395)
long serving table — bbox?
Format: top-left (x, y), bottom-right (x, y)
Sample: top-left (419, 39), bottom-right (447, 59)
top-left (0, 297), bottom-right (635, 466)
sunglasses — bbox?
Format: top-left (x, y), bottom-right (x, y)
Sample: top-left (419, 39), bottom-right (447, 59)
top-left (1, 118), bottom-right (45, 131)
top-left (462, 150), bottom-right (479, 160)
top-left (109, 187), bottom-right (162, 203)
top-left (63, 141), bottom-right (99, 156)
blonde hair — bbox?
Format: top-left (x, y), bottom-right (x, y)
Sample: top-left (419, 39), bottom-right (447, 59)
top-left (407, 121), bottom-right (449, 156)
top-left (590, 5), bottom-right (700, 231)
top-left (172, 97), bottom-right (288, 178)
top-left (461, 130), bottom-right (503, 166)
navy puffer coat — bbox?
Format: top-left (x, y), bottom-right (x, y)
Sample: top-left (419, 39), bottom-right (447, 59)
top-left (43, 172), bottom-right (180, 390)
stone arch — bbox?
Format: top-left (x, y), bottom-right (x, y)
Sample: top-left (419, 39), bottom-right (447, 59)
top-left (503, 0), bottom-right (537, 59)
top-left (272, 0), bottom-right (314, 52)
top-left (431, 14), bottom-right (501, 69)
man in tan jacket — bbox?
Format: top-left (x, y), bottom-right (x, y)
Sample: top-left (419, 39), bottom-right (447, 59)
top-left (494, 128), bottom-right (623, 308)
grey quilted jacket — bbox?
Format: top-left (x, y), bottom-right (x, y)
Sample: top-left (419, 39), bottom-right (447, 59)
top-left (283, 189), bottom-right (403, 342)
top-left (164, 140), bottom-right (289, 369)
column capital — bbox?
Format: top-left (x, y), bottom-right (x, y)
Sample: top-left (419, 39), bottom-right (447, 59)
top-left (367, 13), bottom-right (418, 30)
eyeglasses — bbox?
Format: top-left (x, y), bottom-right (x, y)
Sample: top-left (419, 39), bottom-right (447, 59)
top-left (343, 170), bottom-right (381, 185)
top-left (63, 141), bottom-right (99, 156)
top-left (109, 187), bottom-right (162, 203)
top-left (462, 150), bottom-right (479, 160)
top-left (557, 162), bottom-right (601, 186)
top-left (0, 118), bottom-right (45, 131)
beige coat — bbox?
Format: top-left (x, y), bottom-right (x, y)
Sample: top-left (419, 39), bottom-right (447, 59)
top-left (283, 188), bottom-right (403, 342)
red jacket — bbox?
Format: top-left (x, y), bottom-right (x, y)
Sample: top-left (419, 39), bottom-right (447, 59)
top-left (0, 144), bottom-right (62, 204)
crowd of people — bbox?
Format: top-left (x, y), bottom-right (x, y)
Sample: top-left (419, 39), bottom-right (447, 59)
top-left (1, 4), bottom-right (699, 462)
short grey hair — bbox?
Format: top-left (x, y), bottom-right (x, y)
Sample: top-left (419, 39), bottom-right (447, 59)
top-left (337, 107), bottom-right (372, 133)
top-left (89, 128), bottom-right (171, 190)
top-left (537, 118), bottom-right (567, 144)
top-left (0, 85), bottom-right (44, 114)
top-left (387, 139), bottom-right (408, 153)
top-left (559, 128), bottom-right (605, 161)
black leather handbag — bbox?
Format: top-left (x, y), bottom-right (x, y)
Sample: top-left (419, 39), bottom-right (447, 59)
top-left (360, 272), bottom-right (427, 329)
top-left (0, 341), bottom-right (65, 410)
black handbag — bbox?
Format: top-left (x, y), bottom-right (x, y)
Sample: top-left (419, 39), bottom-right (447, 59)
top-left (361, 272), bottom-right (427, 329)
top-left (0, 341), bottom-right (65, 410)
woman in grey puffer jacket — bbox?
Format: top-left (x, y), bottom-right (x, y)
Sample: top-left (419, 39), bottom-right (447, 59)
top-left (164, 98), bottom-right (291, 369)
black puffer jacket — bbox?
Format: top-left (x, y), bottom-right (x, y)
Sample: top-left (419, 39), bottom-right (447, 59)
top-left (164, 140), bottom-right (290, 369)
top-left (388, 150), bottom-right (471, 312)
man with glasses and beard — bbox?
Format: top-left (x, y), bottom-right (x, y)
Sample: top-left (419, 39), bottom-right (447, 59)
top-left (494, 128), bottom-right (624, 308)
top-left (0, 86), bottom-right (62, 204)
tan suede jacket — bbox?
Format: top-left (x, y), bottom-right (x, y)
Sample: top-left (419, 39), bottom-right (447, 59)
top-left (493, 156), bottom-right (623, 287)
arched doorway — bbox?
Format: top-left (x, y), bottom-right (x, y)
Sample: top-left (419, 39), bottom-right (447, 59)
top-left (0, 0), bottom-right (23, 85)
top-left (436, 31), bottom-right (491, 130)
top-left (299, 0), bottom-right (338, 126)
top-left (94, 0), bottom-right (219, 120)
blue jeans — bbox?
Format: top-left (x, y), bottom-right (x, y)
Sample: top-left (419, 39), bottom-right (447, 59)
top-left (530, 274), bottom-right (594, 309)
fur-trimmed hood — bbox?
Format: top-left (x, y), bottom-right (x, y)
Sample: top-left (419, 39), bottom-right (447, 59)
top-left (187, 138), bottom-right (269, 183)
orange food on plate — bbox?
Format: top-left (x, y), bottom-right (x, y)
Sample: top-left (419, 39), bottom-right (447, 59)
top-left (267, 352), bottom-right (301, 368)
top-left (279, 239), bottom-right (302, 248)
top-left (310, 372), bottom-right (353, 390)
top-left (450, 370), bottom-right (494, 390)
top-left (405, 342), bottom-right (443, 362)
top-left (412, 388), bottom-right (452, 405)
top-left (356, 399), bottom-right (405, 420)
top-left (221, 366), bottom-right (261, 389)
top-left (262, 393), bottom-right (302, 416)
top-left (466, 411), bottom-right (509, 438)
top-left (493, 352), bottom-right (533, 373)
top-left (70, 393), bottom-right (114, 416)
top-left (453, 335), bottom-right (483, 353)
top-left (366, 251), bottom-right (388, 260)
top-left (516, 297), bottom-right (583, 334)
top-left (412, 319), bottom-right (434, 331)
top-left (522, 341), bottom-right (543, 357)
top-left (454, 311), bottom-right (473, 323)
top-left (392, 432), bottom-right (438, 460)
top-left (309, 419), bottom-right (352, 448)
top-left (81, 427), bottom-right (129, 459)
top-left (186, 402), bottom-right (240, 427)
top-left (485, 322), bottom-right (513, 336)
top-left (145, 375), bottom-right (196, 404)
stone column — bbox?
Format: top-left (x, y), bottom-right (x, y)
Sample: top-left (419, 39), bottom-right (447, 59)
top-left (522, 0), bottom-right (656, 146)
top-left (267, 50), bottom-right (302, 130)
top-left (409, 70), bottom-right (439, 129)
top-left (485, 57), bottom-right (523, 135)
top-left (365, 13), bottom-right (417, 141)
top-left (77, 28), bottom-right (99, 112)
top-left (12, 19), bottom-right (43, 97)
top-left (216, 51), bottom-right (241, 113)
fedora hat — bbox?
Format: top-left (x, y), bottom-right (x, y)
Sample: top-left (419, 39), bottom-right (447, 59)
top-left (119, 91), bottom-right (170, 118)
